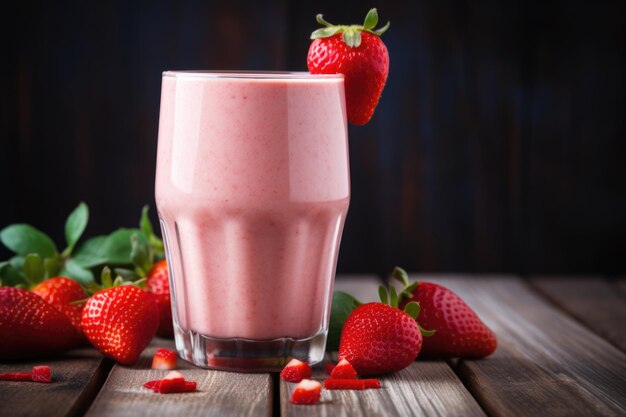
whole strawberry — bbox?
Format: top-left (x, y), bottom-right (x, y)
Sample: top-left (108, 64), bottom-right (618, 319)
top-left (338, 287), bottom-right (429, 376)
top-left (33, 276), bottom-right (87, 336)
top-left (81, 285), bottom-right (159, 365)
top-left (0, 287), bottom-right (78, 359)
top-left (307, 8), bottom-right (389, 125)
top-left (393, 268), bottom-right (497, 358)
top-left (147, 260), bottom-right (173, 338)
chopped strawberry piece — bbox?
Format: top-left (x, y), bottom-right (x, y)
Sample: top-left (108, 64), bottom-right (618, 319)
top-left (183, 381), bottom-right (197, 391)
top-left (361, 378), bottom-right (381, 389)
top-left (280, 359), bottom-right (312, 383)
top-left (324, 378), bottom-right (365, 390)
top-left (143, 380), bottom-right (162, 391)
top-left (152, 348), bottom-right (177, 370)
top-left (31, 366), bottom-right (51, 383)
top-left (0, 372), bottom-right (33, 382)
top-left (290, 379), bottom-right (321, 405)
top-left (330, 359), bottom-right (357, 379)
top-left (324, 363), bottom-right (336, 375)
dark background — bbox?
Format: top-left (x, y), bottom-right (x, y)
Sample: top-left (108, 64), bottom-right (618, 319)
top-left (2, 0), bottom-right (624, 276)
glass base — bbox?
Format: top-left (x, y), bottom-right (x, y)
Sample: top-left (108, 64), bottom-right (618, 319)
top-left (173, 325), bottom-right (328, 372)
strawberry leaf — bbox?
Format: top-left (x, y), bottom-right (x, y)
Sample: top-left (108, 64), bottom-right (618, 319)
top-left (43, 257), bottom-right (61, 278)
top-left (140, 205), bottom-right (154, 238)
top-left (363, 8), bottom-right (378, 30)
top-left (0, 262), bottom-right (27, 287)
top-left (342, 29), bottom-right (362, 48)
top-left (130, 233), bottom-right (151, 275)
top-left (0, 224), bottom-right (57, 258)
top-left (23, 253), bottom-right (45, 285)
top-left (327, 291), bottom-right (362, 351)
top-left (61, 258), bottom-right (95, 285)
top-left (311, 26), bottom-right (341, 40)
top-left (378, 285), bottom-right (388, 304)
top-left (63, 202), bottom-right (89, 255)
top-left (72, 236), bottom-right (109, 267)
top-left (403, 301), bottom-right (420, 320)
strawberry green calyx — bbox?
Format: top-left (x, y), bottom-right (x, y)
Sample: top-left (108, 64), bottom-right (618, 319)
top-left (310, 8), bottom-right (390, 48)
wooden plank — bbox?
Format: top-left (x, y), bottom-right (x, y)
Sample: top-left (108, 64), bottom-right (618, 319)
top-left (281, 275), bottom-right (487, 417)
top-left (281, 361), bottom-right (487, 417)
top-left (419, 274), bottom-right (626, 417)
top-left (529, 276), bottom-right (626, 353)
top-left (0, 347), bottom-right (111, 417)
top-left (85, 339), bottom-right (272, 417)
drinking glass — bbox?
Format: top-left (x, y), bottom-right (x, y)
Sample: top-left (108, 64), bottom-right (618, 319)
top-left (155, 71), bottom-right (350, 371)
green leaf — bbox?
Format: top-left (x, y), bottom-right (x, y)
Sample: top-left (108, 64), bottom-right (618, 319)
top-left (419, 325), bottom-right (436, 337)
top-left (371, 21), bottom-right (390, 36)
top-left (140, 205), bottom-right (154, 238)
top-left (401, 282), bottom-right (418, 299)
top-left (389, 285), bottom-right (398, 308)
top-left (315, 13), bottom-right (334, 27)
top-left (72, 236), bottom-right (109, 267)
top-left (342, 29), bottom-right (362, 47)
top-left (9, 255), bottom-right (24, 270)
top-left (0, 262), bottom-right (28, 286)
top-left (363, 8), bottom-right (378, 30)
top-left (0, 224), bottom-right (57, 258)
top-left (130, 233), bottom-right (151, 274)
top-left (311, 26), bottom-right (342, 40)
top-left (43, 257), bottom-right (61, 278)
top-left (403, 301), bottom-right (421, 320)
top-left (100, 266), bottom-right (113, 288)
top-left (23, 253), bottom-right (45, 284)
top-left (73, 229), bottom-right (149, 268)
top-left (61, 258), bottom-right (95, 285)
top-left (64, 202), bottom-right (89, 254)
top-left (101, 229), bottom-right (148, 265)
top-left (378, 285), bottom-right (388, 304)
top-left (327, 291), bottom-right (362, 351)
top-left (391, 266), bottom-right (409, 286)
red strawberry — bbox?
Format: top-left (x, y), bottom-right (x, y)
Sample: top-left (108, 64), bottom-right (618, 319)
top-left (32, 277), bottom-right (87, 336)
top-left (280, 359), bottom-right (312, 383)
top-left (361, 378), bottom-right (381, 389)
top-left (338, 301), bottom-right (425, 376)
top-left (81, 285), bottom-right (159, 365)
top-left (290, 379), bottom-right (322, 405)
top-left (324, 363), bottom-right (336, 375)
top-left (147, 260), bottom-right (173, 338)
top-left (399, 281), bottom-right (497, 358)
top-left (330, 358), bottom-right (357, 379)
top-left (152, 348), bottom-right (177, 370)
top-left (143, 380), bottom-right (161, 391)
top-left (307, 8), bottom-right (390, 125)
top-left (0, 371), bottom-right (33, 382)
top-left (0, 287), bottom-right (78, 360)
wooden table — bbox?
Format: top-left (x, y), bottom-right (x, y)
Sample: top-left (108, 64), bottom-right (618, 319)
top-left (2, 274), bottom-right (626, 417)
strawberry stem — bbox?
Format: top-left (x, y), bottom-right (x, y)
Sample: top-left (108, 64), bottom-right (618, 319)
top-left (310, 8), bottom-right (390, 47)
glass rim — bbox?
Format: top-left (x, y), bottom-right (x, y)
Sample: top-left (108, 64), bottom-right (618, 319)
top-left (162, 70), bottom-right (344, 80)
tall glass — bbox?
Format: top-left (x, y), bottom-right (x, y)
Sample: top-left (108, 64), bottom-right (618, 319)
top-left (155, 71), bottom-right (350, 371)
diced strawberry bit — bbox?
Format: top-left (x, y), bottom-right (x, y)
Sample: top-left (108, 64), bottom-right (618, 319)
top-left (144, 371), bottom-right (197, 394)
top-left (330, 358), bottom-right (357, 379)
top-left (31, 366), bottom-right (51, 383)
top-left (152, 348), bottom-right (177, 370)
top-left (0, 366), bottom-right (52, 383)
top-left (324, 378), bottom-right (365, 390)
top-left (324, 363), bottom-right (336, 375)
top-left (280, 359), bottom-right (312, 383)
top-left (290, 379), bottom-right (322, 405)
top-left (361, 379), bottom-right (381, 389)
top-left (143, 380), bottom-right (162, 391)
top-left (0, 372), bottom-right (33, 382)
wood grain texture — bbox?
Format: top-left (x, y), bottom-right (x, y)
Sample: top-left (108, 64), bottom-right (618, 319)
top-left (418, 275), bottom-right (626, 417)
top-left (528, 276), bottom-right (626, 353)
top-left (85, 339), bottom-right (272, 417)
top-left (0, 347), bottom-right (111, 417)
top-left (281, 360), bottom-right (486, 417)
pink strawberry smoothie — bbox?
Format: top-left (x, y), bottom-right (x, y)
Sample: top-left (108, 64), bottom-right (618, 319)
top-left (155, 71), bottom-right (349, 341)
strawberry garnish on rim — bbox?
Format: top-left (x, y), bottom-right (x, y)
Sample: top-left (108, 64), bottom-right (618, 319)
top-left (307, 8), bottom-right (390, 126)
